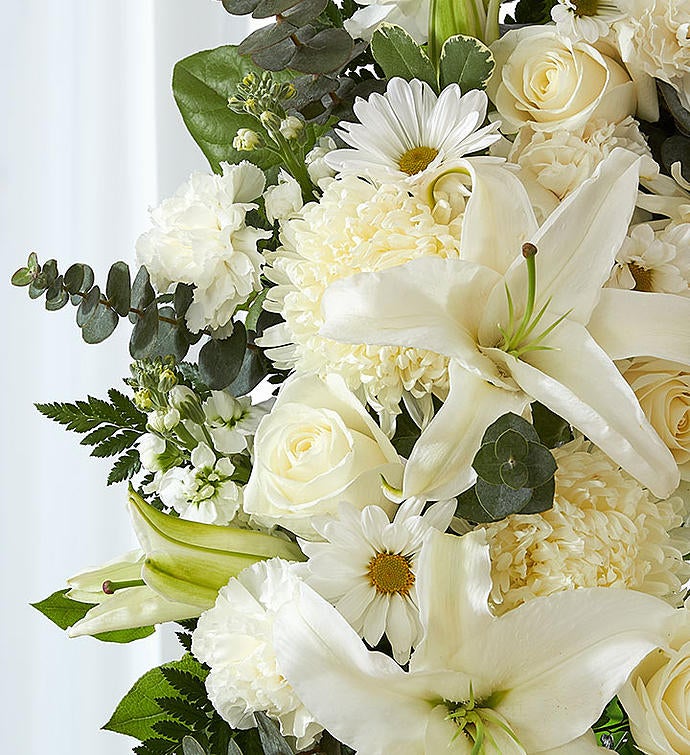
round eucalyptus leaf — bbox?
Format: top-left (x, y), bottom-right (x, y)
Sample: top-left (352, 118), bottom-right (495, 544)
top-left (29, 277), bottom-right (48, 299)
top-left (106, 261), bottom-right (132, 317)
top-left (499, 459), bottom-right (529, 490)
top-left (238, 21), bottom-right (298, 55)
top-left (150, 307), bottom-right (190, 362)
top-left (495, 428), bottom-right (529, 462)
top-left (524, 443), bottom-right (558, 488)
top-left (69, 264), bottom-right (95, 304)
top-left (520, 477), bottom-right (556, 515)
top-left (129, 302), bottom-right (160, 359)
top-left (291, 74), bottom-right (339, 109)
top-left (455, 486), bottom-right (496, 524)
top-left (472, 443), bottom-right (503, 485)
top-left (282, 0), bottom-right (329, 25)
top-left (45, 278), bottom-right (69, 311)
top-left (11, 267), bottom-right (32, 287)
top-left (27, 251), bottom-right (40, 272)
top-left (227, 347), bottom-right (272, 396)
top-left (76, 285), bottom-right (101, 326)
top-left (661, 135), bottom-right (690, 180)
top-left (530, 401), bottom-right (572, 448)
top-left (290, 28), bottom-right (353, 74)
top-left (81, 304), bottom-right (119, 344)
top-left (222, 0), bottom-right (260, 13)
top-left (251, 36), bottom-right (297, 71)
top-left (482, 412), bottom-right (539, 445)
top-left (63, 263), bottom-right (85, 294)
top-left (199, 323), bottom-right (248, 389)
top-left (253, 0), bottom-right (303, 18)
top-left (476, 478), bottom-right (532, 520)
top-left (129, 266), bottom-right (155, 323)
top-left (42, 258), bottom-right (59, 286)
top-left (174, 282), bottom-right (194, 317)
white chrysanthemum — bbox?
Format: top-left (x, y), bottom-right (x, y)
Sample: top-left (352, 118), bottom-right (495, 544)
top-left (325, 78), bottom-right (501, 186)
top-left (482, 438), bottom-right (690, 615)
top-left (608, 221), bottom-right (690, 295)
top-left (202, 391), bottom-right (271, 455)
top-left (157, 443), bottom-right (242, 525)
top-left (136, 161), bottom-right (270, 333)
top-left (192, 559), bottom-right (322, 750)
top-left (509, 117), bottom-right (651, 202)
top-left (259, 175), bottom-right (463, 416)
top-left (344, 0), bottom-right (429, 43)
top-left (616, 0), bottom-right (690, 109)
top-left (301, 499), bottom-right (455, 665)
top-left (552, 0), bottom-right (623, 42)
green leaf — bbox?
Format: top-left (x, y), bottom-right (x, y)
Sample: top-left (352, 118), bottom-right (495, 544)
top-left (159, 668), bottom-right (209, 708)
top-left (91, 429), bottom-right (141, 458)
top-left (245, 289), bottom-right (269, 333)
top-left (81, 303), bottom-right (119, 344)
top-left (130, 302), bottom-right (160, 359)
top-left (157, 697), bottom-right (204, 727)
top-left (227, 347), bottom-right (272, 396)
top-left (519, 477), bottom-right (555, 515)
top-left (475, 478), bottom-right (532, 519)
top-left (371, 24), bottom-right (437, 90)
top-left (11, 267), bottom-right (32, 286)
top-left (482, 412), bottom-right (540, 445)
top-left (108, 448), bottom-right (142, 485)
top-left (438, 34), bottom-right (494, 92)
top-left (227, 741), bottom-right (243, 755)
top-left (27, 251), bottom-right (39, 272)
top-left (45, 278), bottom-right (70, 310)
top-left (107, 261), bottom-right (132, 317)
top-left (131, 266), bottom-right (156, 322)
top-left (391, 405), bottom-right (422, 458)
top-left (103, 654), bottom-right (208, 741)
top-left (255, 712), bottom-right (293, 755)
top-left (290, 28), bottom-right (354, 75)
top-left (495, 429), bottom-right (529, 461)
top-left (95, 625), bottom-right (156, 643)
top-left (150, 306), bottom-right (190, 362)
top-left (253, 0), bottom-right (303, 17)
top-left (199, 324), bottom-right (248, 390)
top-left (174, 283), bottom-right (194, 318)
top-left (530, 402), bottom-right (573, 448)
top-left (76, 285), bottom-right (101, 326)
top-left (173, 46), bottom-right (291, 173)
top-left (182, 738), bottom-right (207, 755)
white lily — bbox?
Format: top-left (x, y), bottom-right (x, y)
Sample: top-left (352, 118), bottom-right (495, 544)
top-left (273, 529), bottom-right (674, 754)
top-left (320, 149), bottom-right (689, 500)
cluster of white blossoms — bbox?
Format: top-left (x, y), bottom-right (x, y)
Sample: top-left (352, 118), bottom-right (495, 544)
top-left (483, 438), bottom-right (690, 614)
top-left (136, 161), bottom-right (270, 334)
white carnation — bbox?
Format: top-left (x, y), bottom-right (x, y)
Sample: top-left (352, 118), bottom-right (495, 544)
top-left (136, 161), bottom-right (270, 333)
top-left (482, 438), bottom-right (690, 614)
top-left (616, 0), bottom-right (690, 109)
top-left (191, 559), bottom-right (322, 750)
top-left (259, 175), bottom-right (462, 416)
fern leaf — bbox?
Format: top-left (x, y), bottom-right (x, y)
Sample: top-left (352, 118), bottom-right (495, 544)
top-left (159, 668), bottom-right (209, 708)
top-left (81, 425), bottom-right (117, 447)
top-left (155, 696), bottom-right (206, 727)
top-left (153, 719), bottom-right (193, 740)
top-left (91, 430), bottom-right (141, 458)
top-left (109, 388), bottom-right (147, 429)
top-left (108, 449), bottom-right (141, 485)
top-left (134, 738), bottom-right (177, 755)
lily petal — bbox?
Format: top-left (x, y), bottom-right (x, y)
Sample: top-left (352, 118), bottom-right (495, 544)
top-left (588, 288), bottom-right (690, 365)
top-left (539, 730), bottom-right (613, 754)
top-left (500, 320), bottom-right (679, 498)
top-left (403, 363), bottom-right (529, 500)
top-left (320, 257), bottom-right (503, 382)
top-left (273, 582), bottom-right (430, 755)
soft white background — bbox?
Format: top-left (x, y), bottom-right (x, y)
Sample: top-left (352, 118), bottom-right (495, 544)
top-left (0, 2), bottom-right (249, 752)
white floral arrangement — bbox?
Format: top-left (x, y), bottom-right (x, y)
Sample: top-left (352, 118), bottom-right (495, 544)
top-left (11, 0), bottom-right (690, 753)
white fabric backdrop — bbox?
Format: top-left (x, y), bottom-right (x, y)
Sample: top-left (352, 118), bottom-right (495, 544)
top-left (0, 3), bottom-right (248, 751)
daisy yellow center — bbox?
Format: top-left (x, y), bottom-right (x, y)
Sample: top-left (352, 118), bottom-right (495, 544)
top-left (367, 552), bottom-right (415, 595)
top-left (398, 146), bottom-right (439, 176)
top-left (573, 0), bottom-right (600, 16)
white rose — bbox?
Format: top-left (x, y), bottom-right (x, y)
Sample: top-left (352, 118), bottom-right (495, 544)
top-left (487, 27), bottom-right (635, 133)
top-left (623, 358), bottom-right (690, 479)
top-left (244, 373), bottom-right (403, 539)
top-left (620, 607), bottom-right (690, 754)
top-left (263, 170), bottom-right (304, 225)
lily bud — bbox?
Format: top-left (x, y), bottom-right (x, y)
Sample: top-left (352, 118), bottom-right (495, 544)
top-left (128, 487), bottom-right (305, 609)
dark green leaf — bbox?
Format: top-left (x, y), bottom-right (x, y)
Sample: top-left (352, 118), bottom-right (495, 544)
top-left (42, 258), bottom-right (59, 286)
top-left (245, 289), bottom-right (269, 333)
top-left (661, 134), bottom-right (690, 179)
top-left (130, 302), bottom-right (160, 359)
top-left (91, 429), bottom-right (140, 458)
top-left (64, 263), bottom-right (85, 294)
top-left (291, 28), bottom-right (354, 74)
top-left (153, 719), bottom-right (193, 740)
top-left (81, 304), bottom-right (119, 344)
top-left (221, 0), bottom-right (260, 13)
top-left (45, 277), bottom-right (70, 310)
top-left (69, 264), bottom-right (95, 304)
top-left (519, 477), bottom-right (555, 514)
top-left (482, 412), bottom-right (540, 445)
top-left (227, 741), bottom-right (243, 755)
top-left (174, 283), bottom-right (195, 317)
top-left (108, 388), bottom-right (147, 428)
top-left (159, 668), bottom-right (209, 708)
top-left (250, 36), bottom-right (296, 71)
top-left (29, 277), bottom-right (48, 299)
top-left (31, 590), bottom-right (92, 631)
top-left (475, 478), bottom-right (532, 519)
top-left (238, 21), bottom-right (299, 55)
top-left (135, 738), bottom-right (178, 755)
top-left (282, 0), bottom-right (329, 25)
top-left (81, 424), bottom-right (117, 446)
top-left (103, 654), bottom-right (208, 741)
top-left (11, 267), bottom-right (32, 286)
top-left (157, 697), bottom-right (205, 727)
top-left (94, 625), bottom-right (156, 643)
top-left (199, 323), bottom-right (248, 389)
top-left (390, 405), bottom-right (422, 458)
top-left (173, 46), bottom-right (293, 173)
top-left (371, 24), bottom-right (437, 90)
top-left (530, 402), bottom-right (572, 448)
top-left (227, 347), bottom-right (272, 396)
top-left (106, 261), bottom-right (132, 317)
top-left (659, 80), bottom-right (690, 137)
top-left (150, 307), bottom-right (190, 362)
top-left (472, 443), bottom-right (503, 485)
top-left (495, 429), bottom-right (529, 461)
top-left (27, 251), bottom-right (39, 272)
top-left (108, 448), bottom-right (142, 485)
top-left (439, 34), bottom-right (494, 91)
top-left (255, 711), bottom-right (293, 755)
top-left (130, 266), bottom-right (156, 322)
top-left (523, 443), bottom-right (557, 488)
top-left (76, 285), bottom-right (101, 327)
top-left (253, 0), bottom-right (302, 17)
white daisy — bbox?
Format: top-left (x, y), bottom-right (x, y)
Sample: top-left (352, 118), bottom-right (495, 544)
top-left (300, 497), bottom-right (455, 665)
top-left (551, 0), bottom-right (623, 43)
top-left (325, 77), bottom-right (501, 185)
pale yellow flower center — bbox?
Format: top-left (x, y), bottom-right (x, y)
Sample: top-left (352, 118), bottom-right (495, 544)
top-left (629, 262), bottom-right (655, 292)
top-left (367, 552), bottom-right (415, 595)
top-left (573, 0), bottom-right (600, 16)
top-left (398, 146), bottom-right (439, 175)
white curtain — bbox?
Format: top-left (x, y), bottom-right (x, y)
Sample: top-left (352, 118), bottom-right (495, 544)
top-left (0, 3), bottom-right (248, 752)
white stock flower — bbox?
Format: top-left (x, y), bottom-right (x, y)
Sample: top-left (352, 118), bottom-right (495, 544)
top-left (616, 0), bottom-right (690, 110)
top-left (301, 498), bottom-right (455, 665)
top-left (620, 607), bottom-right (690, 755)
top-left (326, 78), bottom-right (500, 185)
top-left (279, 115), bottom-right (303, 140)
top-left (274, 529), bottom-right (676, 754)
top-left (483, 437), bottom-right (690, 614)
top-left (344, 0), bottom-right (429, 43)
top-left (136, 161), bottom-right (270, 333)
top-left (623, 358), bottom-right (690, 478)
top-left (551, 0), bottom-right (623, 43)
top-left (202, 390), bottom-right (271, 455)
top-left (147, 406), bottom-right (180, 433)
top-left (487, 27), bottom-right (635, 133)
top-left (136, 433), bottom-right (167, 472)
top-left (243, 373), bottom-right (403, 539)
top-left (263, 170), bottom-right (303, 225)
top-left (305, 136), bottom-right (337, 187)
top-left (192, 559), bottom-right (322, 750)
top-left (609, 222), bottom-right (690, 295)
top-left (158, 443), bottom-right (242, 525)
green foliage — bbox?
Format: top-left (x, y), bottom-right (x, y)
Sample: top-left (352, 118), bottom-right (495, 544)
top-left (506, 0), bottom-right (557, 24)
top-left (439, 35), bottom-right (494, 92)
top-left (456, 412), bottom-right (557, 523)
top-left (199, 323), bottom-right (248, 390)
top-left (530, 402), bottom-right (573, 448)
top-left (390, 404), bottom-right (422, 458)
top-left (593, 698), bottom-right (643, 753)
top-left (31, 589), bottom-right (153, 643)
top-left (370, 24), bottom-right (437, 90)
top-left (255, 712), bottom-right (292, 755)
top-left (35, 389), bottom-right (147, 485)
